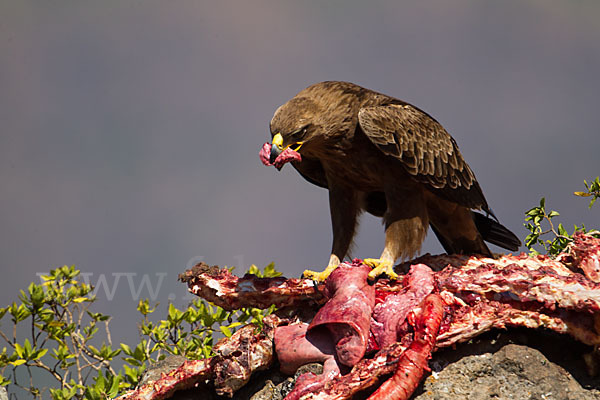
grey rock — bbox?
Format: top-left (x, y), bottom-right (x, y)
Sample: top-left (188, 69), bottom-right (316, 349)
top-left (414, 344), bottom-right (599, 400)
top-left (243, 363), bottom-right (322, 400)
top-left (233, 367), bottom-right (287, 400)
top-left (249, 380), bottom-right (282, 400)
top-left (139, 354), bottom-right (188, 387)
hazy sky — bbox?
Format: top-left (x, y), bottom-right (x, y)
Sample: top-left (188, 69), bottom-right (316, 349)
top-left (1, 0), bottom-right (599, 360)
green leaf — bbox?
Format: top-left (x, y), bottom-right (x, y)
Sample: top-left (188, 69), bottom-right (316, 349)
top-left (22, 339), bottom-right (33, 359)
top-left (202, 312), bottom-right (214, 327)
top-left (108, 373), bottom-right (122, 397)
top-left (88, 345), bottom-right (101, 357)
top-left (547, 210), bottom-right (560, 218)
top-left (33, 348), bottom-right (48, 361)
top-left (13, 343), bottom-right (24, 359)
top-left (525, 233), bottom-right (538, 248)
top-left (46, 320), bottom-right (65, 329)
top-left (220, 325), bottom-right (232, 337)
top-left (248, 264), bottom-right (261, 277)
top-left (132, 342), bottom-right (147, 362)
top-left (525, 207), bottom-right (540, 216)
top-left (72, 297), bottom-right (88, 303)
top-left (558, 223), bottom-right (568, 237)
top-left (120, 343), bottom-right (132, 356)
top-left (168, 303), bottom-right (184, 324)
top-left (263, 262), bottom-right (282, 277)
top-left (228, 322), bottom-right (242, 329)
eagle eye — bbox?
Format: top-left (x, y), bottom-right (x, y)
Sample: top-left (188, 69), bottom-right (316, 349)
top-left (290, 126), bottom-right (308, 141)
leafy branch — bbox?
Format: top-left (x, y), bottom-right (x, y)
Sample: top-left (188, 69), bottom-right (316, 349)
top-left (524, 178), bottom-right (599, 256)
top-left (0, 263), bottom-right (280, 399)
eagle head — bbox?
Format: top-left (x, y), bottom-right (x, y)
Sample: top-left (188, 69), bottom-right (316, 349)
top-left (268, 97), bottom-right (321, 165)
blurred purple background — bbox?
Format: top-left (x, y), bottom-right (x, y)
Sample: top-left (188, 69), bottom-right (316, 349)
top-left (1, 1), bottom-right (599, 349)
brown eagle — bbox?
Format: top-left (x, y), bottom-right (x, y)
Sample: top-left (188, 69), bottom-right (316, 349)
top-left (261, 81), bottom-right (520, 280)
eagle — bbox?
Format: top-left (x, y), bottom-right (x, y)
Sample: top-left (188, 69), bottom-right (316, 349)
top-left (260, 81), bottom-right (520, 281)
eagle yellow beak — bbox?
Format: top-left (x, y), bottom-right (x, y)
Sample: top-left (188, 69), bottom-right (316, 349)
top-left (269, 133), bottom-right (284, 164)
top-left (272, 133), bottom-right (284, 148)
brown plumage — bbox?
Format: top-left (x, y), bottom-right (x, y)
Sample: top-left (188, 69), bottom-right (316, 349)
top-left (267, 81), bottom-right (520, 280)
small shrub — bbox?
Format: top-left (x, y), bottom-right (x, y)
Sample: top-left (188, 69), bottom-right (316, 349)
top-left (0, 263), bottom-right (280, 399)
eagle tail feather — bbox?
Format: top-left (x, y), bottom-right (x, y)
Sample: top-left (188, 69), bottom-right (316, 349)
top-left (472, 212), bottom-right (521, 252)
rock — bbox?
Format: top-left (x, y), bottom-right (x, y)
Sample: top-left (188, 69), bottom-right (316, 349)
top-left (413, 329), bottom-right (600, 400)
top-left (240, 363), bottom-right (322, 400)
top-left (138, 354), bottom-right (188, 387)
top-left (232, 366), bottom-right (288, 400)
top-left (415, 344), bottom-right (598, 400)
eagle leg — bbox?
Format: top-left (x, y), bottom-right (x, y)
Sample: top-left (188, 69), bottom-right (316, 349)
top-left (303, 184), bottom-right (359, 282)
top-left (367, 190), bottom-right (429, 280)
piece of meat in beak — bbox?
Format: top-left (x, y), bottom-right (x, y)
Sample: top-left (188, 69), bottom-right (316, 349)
top-left (259, 140), bottom-right (302, 170)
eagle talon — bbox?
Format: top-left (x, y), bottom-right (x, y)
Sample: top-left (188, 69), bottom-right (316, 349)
top-left (364, 258), bottom-right (398, 280)
top-left (302, 263), bottom-right (340, 282)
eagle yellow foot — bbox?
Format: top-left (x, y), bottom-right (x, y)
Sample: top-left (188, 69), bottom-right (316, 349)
top-left (302, 262), bottom-right (340, 282)
top-left (364, 258), bottom-right (398, 280)
top-left (303, 255), bottom-right (342, 282)
top-left (302, 264), bottom-right (338, 282)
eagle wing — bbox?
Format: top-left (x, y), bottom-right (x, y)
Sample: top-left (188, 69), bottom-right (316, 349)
top-left (358, 104), bottom-right (489, 212)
